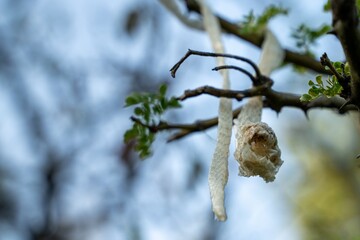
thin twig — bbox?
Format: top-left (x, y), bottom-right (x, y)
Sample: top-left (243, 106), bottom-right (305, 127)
top-left (130, 116), bottom-right (199, 131)
top-left (320, 52), bottom-right (351, 99)
top-left (170, 49), bottom-right (261, 78)
top-left (320, 53), bottom-right (345, 84)
top-left (212, 65), bottom-right (257, 83)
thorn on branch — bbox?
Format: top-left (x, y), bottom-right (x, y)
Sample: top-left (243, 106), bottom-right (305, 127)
top-left (326, 29), bottom-right (337, 36)
top-left (303, 109), bottom-right (309, 120)
top-left (338, 99), bottom-right (352, 114)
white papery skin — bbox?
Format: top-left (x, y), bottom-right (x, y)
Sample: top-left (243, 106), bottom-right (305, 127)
top-left (198, 0), bottom-right (232, 221)
top-left (234, 121), bottom-right (282, 182)
top-left (234, 30), bottom-right (284, 182)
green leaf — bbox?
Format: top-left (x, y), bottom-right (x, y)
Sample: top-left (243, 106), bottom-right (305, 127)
top-left (142, 103), bottom-right (151, 122)
top-left (168, 97), bottom-right (181, 108)
top-left (134, 107), bottom-right (144, 116)
top-left (333, 61), bottom-right (342, 70)
top-left (159, 84), bottom-right (167, 96)
top-left (257, 5), bottom-right (288, 25)
top-left (160, 98), bottom-right (168, 110)
top-left (302, 57), bottom-right (348, 102)
top-left (323, 0), bottom-right (331, 11)
top-left (309, 87), bottom-right (321, 97)
top-left (300, 94), bottom-right (312, 102)
top-left (124, 127), bottom-right (139, 143)
top-left (123, 83), bottom-right (183, 159)
top-left (125, 95), bottom-right (141, 107)
top-left (292, 24), bottom-right (330, 54)
top-left (315, 75), bottom-right (323, 85)
top-left (328, 76), bottom-right (336, 85)
top-left (147, 132), bottom-right (155, 144)
top-left (139, 148), bottom-right (152, 159)
top-left (333, 83), bottom-right (343, 94)
top-left (152, 104), bottom-right (164, 115)
top-left (344, 62), bottom-right (350, 75)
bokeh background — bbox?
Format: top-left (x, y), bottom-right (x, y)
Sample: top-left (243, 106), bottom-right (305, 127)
top-left (1, 0), bottom-right (360, 239)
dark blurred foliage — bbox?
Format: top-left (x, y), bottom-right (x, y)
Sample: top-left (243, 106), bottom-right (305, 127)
top-left (0, 1), bottom-right (197, 239)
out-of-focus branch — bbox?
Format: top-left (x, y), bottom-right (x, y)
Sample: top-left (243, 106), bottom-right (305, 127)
top-left (168, 107), bottom-right (242, 141)
top-left (131, 107), bottom-right (241, 142)
top-left (159, 0), bottom-right (204, 29)
top-left (178, 0), bottom-right (331, 74)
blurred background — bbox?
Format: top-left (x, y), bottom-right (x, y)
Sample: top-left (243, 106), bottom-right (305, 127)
top-left (1, 0), bottom-right (360, 239)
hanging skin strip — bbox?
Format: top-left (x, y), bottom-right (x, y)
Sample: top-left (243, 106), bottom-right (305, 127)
top-left (197, 0), bottom-right (232, 221)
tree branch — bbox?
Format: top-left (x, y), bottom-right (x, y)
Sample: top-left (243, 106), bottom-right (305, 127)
top-left (178, 84), bottom-right (357, 112)
top-left (331, 0), bottom-right (360, 106)
top-left (129, 85), bottom-right (357, 142)
top-left (177, 83), bottom-right (271, 101)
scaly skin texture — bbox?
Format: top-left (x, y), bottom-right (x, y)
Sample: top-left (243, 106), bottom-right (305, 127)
top-left (198, 0), bottom-right (232, 221)
top-left (234, 121), bottom-right (283, 182)
top-left (208, 98), bottom-right (232, 221)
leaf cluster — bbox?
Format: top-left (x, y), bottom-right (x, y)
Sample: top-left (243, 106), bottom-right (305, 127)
top-left (301, 61), bottom-right (349, 102)
top-left (240, 5), bottom-right (288, 34)
top-left (124, 84), bottom-right (181, 158)
top-left (300, 75), bottom-right (342, 102)
top-left (292, 24), bottom-right (331, 56)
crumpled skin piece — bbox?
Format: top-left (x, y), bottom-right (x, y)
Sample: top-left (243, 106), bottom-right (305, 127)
top-left (234, 121), bottom-right (283, 182)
